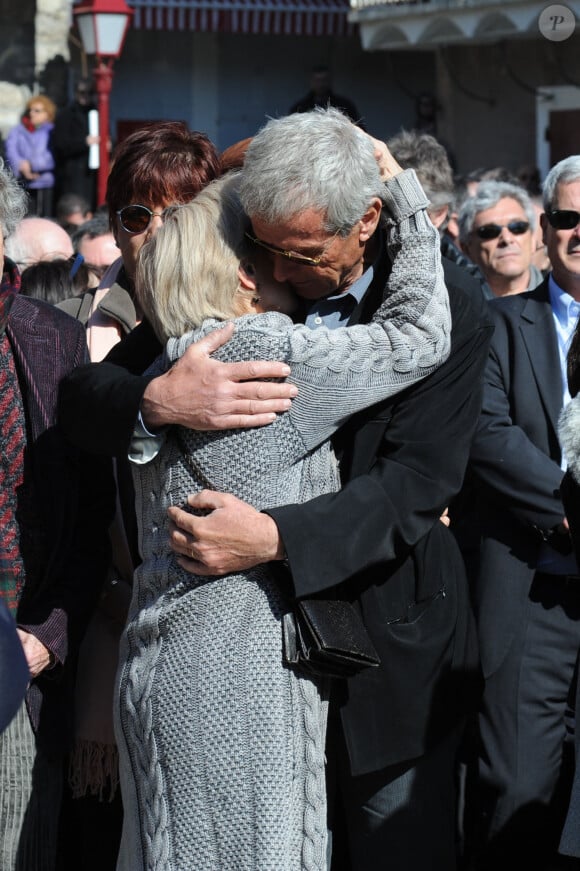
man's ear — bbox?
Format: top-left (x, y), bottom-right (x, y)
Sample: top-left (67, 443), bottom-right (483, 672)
top-left (358, 197), bottom-right (383, 242)
top-left (238, 261), bottom-right (257, 291)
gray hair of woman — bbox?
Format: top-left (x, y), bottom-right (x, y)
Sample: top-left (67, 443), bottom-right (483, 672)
top-left (458, 180), bottom-right (536, 246)
top-left (0, 158), bottom-right (28, 241)
top-left (238, 107), bottom-right (384, 236)
top-left (136, 174), bottom-right (253, 343)
top-left (543, 155), bottom-right (580, 212)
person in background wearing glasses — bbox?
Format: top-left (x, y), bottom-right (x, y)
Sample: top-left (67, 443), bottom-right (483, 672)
top-left (60, 123), bottom-right (221, 363)
top-left (5, 95), bottom-right (57, 218)
top-left (70, 213), bottom-right (118, 288)
top-left (458, 180), bottom-right (542, 298)
top-left (461, 155), bottom-right (580, 871)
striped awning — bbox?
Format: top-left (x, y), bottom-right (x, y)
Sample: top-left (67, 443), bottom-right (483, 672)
top-left (129, 0), bottom-right (355, 35)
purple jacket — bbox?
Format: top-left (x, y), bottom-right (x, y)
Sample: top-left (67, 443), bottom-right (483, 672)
top-left (5, 122), bottom-right (55, 190)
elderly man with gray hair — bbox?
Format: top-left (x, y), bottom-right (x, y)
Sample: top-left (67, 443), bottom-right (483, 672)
top-left (459, 180), bottom-right (542, 298)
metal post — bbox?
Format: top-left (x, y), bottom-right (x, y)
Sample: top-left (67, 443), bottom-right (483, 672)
top-left (93, 60), bottom-right (114, 208)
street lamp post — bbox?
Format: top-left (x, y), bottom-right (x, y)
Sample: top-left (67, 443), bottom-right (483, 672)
top-left (73, 0), bottom-right (133, 207)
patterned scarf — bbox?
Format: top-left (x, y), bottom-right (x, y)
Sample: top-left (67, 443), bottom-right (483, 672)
top-left (0, 257), bottom-right (20, 336)
top-left (0, 257), bottom-right (26, 612)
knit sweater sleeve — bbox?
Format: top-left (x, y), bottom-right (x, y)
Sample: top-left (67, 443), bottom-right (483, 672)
top-left (286, 168), bottom-right (450, 450)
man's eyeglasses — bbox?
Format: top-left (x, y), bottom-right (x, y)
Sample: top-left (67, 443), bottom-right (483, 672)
top-left (546, 210), bottom-right (580, 231)
top-left (116, 204), bottom-right (173, 235)
top-left (473, 221), bottom-right (531, 241)
top-left (244, 229), bottom-right (340, 268)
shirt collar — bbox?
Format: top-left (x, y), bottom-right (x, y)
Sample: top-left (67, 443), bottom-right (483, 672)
top-left (323, 263), bottom-right (375, 313)
top-left (549, 272), bottom-right (580, 329)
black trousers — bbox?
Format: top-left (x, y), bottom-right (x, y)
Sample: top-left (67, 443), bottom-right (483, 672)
top-left (465, 572), bottom-right (580, 871)
top-left (328, 706), bottom-right (461, 871)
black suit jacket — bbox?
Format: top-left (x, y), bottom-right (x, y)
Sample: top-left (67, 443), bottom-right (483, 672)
top-left (468, 278), bottom-right (569, 679)
top-left (270, 260), bottom-right (493, 773)
top-left (58, 257), bottom-right (492, 774)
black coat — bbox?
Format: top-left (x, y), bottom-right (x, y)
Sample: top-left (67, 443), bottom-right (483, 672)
top-left (269, 259), bottom-right (493, 773)
top-left (58, 256), bottom-right (493, 773)
top-left (468, 279), bottom-right (568, 680)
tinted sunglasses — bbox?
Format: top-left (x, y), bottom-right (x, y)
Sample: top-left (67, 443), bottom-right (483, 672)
top-left (474, 220), bottom-right (530, 240)
top-left (546, 210), bottom-right (580, 230)
top-left (116, 204), bottom-right (173, 235)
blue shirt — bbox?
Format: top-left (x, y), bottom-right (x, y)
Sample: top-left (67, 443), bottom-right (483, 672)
top-left (549, 274), bottom-right (580, 434)
top-left (536, 275), bottom-right (580, 574)
top-left (305, 265), bottom-right (374, 330)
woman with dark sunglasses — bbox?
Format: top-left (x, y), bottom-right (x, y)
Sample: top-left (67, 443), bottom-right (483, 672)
top-left (59, 123), bottom-right (220, 363)
top-left (114, 119), bottom-right (451, 871)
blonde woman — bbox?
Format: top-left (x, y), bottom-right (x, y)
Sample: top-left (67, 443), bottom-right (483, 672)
top-left (116, 163), bottom-right (450, 871)
top-left (6, 95), bottom-right (56, 217)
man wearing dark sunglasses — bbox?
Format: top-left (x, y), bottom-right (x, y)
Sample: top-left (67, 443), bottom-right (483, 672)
top-left (69, 214), bottom-right (118, 288)
top-left (463, 155), bottom-right (580, 871)
top-left (458, 180), bottom-right (542, 298)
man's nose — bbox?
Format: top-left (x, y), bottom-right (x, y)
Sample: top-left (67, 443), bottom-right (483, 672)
top-left (498, 226), bottom-right (518, 245)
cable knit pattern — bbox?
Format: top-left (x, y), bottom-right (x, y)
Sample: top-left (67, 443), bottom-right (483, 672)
top-left (116, 170), bottom-right (449, 870)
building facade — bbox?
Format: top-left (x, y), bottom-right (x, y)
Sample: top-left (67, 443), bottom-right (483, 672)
top-left (0, 0), bottom-right (577, 177)
top-left (349, 0), bottom-right (580, 175)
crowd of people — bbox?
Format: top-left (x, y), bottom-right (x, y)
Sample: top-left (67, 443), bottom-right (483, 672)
top-left (1, 93), bottom-right (580, 871)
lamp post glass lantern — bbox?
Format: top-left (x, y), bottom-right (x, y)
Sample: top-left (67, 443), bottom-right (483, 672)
top-left (73, 0), bottom-right (133, 206)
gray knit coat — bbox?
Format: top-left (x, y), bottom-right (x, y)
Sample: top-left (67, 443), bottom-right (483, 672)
top-left (115, 170), bottom-right (450, 871)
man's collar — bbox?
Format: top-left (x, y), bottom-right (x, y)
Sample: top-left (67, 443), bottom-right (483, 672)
top-left (548, 273), bottom-right (580, 323)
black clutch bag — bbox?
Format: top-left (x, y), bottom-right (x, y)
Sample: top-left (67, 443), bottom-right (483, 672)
top-left (282, 599), bottom-right (380, 679)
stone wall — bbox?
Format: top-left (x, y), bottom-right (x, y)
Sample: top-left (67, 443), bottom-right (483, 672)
top-left (0, 0), bottom-right (71, 137)
top-left (35, 0), bottom-right (71, 72)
